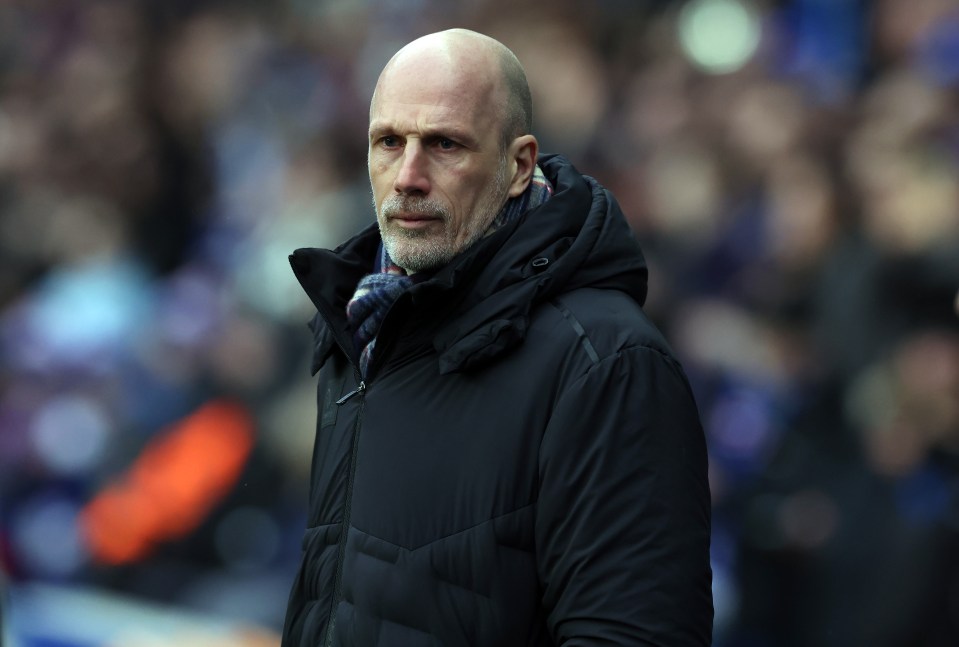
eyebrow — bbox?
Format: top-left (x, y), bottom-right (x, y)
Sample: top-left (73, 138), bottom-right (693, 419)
top-left (368, 123), bottom-right (480, 150)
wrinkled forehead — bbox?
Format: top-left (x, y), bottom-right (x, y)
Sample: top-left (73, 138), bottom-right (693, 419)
top-left (370, 45), bottom-right (504, 128)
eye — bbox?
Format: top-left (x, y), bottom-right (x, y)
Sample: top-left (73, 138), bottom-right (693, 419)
top-left (437, 137), bottom-right (457, 150)
top-left (381, 135), bottom-right (400, 148)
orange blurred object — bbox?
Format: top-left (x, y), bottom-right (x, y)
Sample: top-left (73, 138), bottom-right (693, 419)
top-left (80, 400), bottom-right (255, 564)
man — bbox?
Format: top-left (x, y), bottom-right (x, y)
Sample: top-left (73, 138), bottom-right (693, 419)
top-left (284, 28), bottom-right (713, 646)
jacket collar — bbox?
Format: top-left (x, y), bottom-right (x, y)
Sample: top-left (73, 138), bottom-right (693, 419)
top-left (289, 154), bottom-right (648, 376)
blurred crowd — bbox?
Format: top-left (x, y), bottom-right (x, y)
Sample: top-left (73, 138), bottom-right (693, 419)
top-left (0, 0), bottom-right (957, 644)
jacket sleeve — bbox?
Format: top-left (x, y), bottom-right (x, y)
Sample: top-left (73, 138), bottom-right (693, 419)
top-left (536, 345), bottom-right (713, 646)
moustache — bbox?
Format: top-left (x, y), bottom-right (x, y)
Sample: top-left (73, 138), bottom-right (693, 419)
top-left (381, 195), bottom-right (450, 221)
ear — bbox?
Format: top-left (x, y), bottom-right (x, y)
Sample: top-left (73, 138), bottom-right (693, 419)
top-left (506, 134), bottom-right (539, 198)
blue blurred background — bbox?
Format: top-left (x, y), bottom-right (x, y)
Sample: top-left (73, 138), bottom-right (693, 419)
top-left (1, 0), bottom-right (958, 645)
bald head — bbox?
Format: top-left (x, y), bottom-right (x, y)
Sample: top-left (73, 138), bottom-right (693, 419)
top-left (373, 29), bottom-right (532, 149)
top-left (367, 29), bottom-right (540, 273)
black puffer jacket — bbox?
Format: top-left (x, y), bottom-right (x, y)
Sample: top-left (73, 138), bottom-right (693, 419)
top-left (283, 154), bottom-right (713, 646)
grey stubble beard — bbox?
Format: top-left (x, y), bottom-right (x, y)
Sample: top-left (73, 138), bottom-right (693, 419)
top-left (375, 161), bottom-right (511, 274)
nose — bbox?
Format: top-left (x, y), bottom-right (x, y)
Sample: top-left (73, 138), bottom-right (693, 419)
top-left (393, 142), bottom-right (430, 195)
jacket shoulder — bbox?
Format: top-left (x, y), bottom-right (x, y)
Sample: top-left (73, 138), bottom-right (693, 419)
top-left (542, 287), bottom-right (677, 365)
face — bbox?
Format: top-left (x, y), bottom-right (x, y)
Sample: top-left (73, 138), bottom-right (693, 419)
top-left (368, 47), bottom-right (513, 273)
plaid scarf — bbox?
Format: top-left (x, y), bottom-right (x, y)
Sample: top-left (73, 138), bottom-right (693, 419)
top-left (346, 164), bottom-right (553, 378)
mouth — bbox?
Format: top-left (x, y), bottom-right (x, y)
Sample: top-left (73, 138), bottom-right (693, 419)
top-left (390, 213), bottom-right (443, 229)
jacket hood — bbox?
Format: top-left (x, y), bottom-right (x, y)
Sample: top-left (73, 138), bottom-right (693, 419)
top-left (290, 154), bottom-right (648, 374)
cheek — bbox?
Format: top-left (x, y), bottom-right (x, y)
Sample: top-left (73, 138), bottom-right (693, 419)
top-left (369, 171), bottom-right (391, 208)
top-left (446, 168), bottom-right (488, 208)
top-left (449, 191), bottom-right (488, 235)
top-left (369, 152), bottom-right (394, 183)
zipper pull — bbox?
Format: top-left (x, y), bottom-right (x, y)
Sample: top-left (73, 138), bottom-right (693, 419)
top-left (335, 381), bottom-right (366, 405)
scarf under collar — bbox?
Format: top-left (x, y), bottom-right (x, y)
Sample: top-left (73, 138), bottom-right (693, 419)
top-left (346, 164), bottom-right (553, 378)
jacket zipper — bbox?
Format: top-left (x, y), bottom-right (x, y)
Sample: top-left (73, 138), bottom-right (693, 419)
top-left (324, 379), bottom-right (367, 646)
top-left (335, 380), bottom-right (366, 405)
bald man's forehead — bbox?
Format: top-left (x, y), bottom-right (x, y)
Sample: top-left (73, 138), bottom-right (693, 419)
top-left (378, 29), bottom-right (513, 94)
top-left (383, 38), bottom-right (499, 86)
top-left (373, 45), bottom-right (504, 115)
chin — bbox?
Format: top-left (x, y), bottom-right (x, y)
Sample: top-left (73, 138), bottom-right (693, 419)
top-left (384, 237), bottom-right (455, 274)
